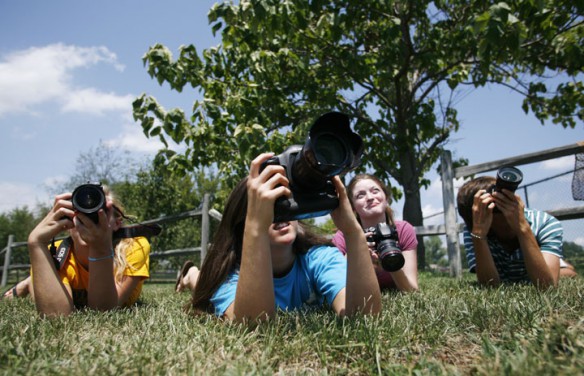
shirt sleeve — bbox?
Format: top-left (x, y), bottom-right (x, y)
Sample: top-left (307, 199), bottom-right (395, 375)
top-left (306, 245), bottom-right (347, 306)
top-left (533, 211), bottom-right (563, 258)
top-left (462, 227), bottom-right (477, 273)
top-left (210, 270), bottom-right (239, 316)
top-left (331, 230), bottom-right (347, 255)
top-left (123, 237), bottom-right (150, 278)
top-left (396, 221), bottom-right (418, 251)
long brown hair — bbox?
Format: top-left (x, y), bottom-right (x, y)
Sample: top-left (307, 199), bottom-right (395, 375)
top-left (190, 177), bottom-right (330, 315)
top-left (346, 174), bottom-right (395, 227)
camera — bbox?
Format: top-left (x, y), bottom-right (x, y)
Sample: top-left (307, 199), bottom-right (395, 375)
top-left (71, 182), bottom-right (106, 224)
top-left (365, 223), bottom-right (404, 272)
top-left (261, 112), bottom-right (363, 222)
top-left (488, 166), bottom-right (523, 194)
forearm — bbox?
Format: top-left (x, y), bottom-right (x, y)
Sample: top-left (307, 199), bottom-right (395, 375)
top-left (344, 232), bottom-right (381, 316)
top-left (517, 228), bottom-right (557, 288)
top-left (28, 242), bottom-right (74, 317)
top-left (232, 225), bottom-right (275, 323)
top-left (87, 257), bottom-right (118, 311)
top-left (471, 239), bottom-right (501, 286)
top-left (390, 251), bottom-right (418, 292)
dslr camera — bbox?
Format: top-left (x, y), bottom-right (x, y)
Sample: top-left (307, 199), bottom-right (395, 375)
top-left (488, 166), bottom-right (523, 194)
top-left (71, 182), bottom-right (106, 224)
top-left (261, 112), bottom-right (363, 222)
top-left (364, 223), bottom-right (404, 272)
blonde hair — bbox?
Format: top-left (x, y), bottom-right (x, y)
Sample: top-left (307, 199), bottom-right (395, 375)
top-left (103, 186), bottom-right (136, 282)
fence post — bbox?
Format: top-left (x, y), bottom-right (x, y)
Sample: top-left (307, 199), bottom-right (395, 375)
top-left (1, 235), bottom-right (14, 288)
top-left (200, 193), bottom-right (210, 265)
top-left (441, 151), bottom-right (462, 278)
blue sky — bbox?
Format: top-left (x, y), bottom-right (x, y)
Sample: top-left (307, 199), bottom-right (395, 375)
top-left (0, 1), bottom-right (582, 243)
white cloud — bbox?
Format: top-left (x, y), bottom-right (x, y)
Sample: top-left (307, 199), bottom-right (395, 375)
top-left (0, 182), bottom-right (50, 213)
top-left (541, 156), bottom-right (574, 170)
top-left (61, 88), bottom-right (134, 115)
top-left (0, 43), bottom-right (128, 117)
top-left (573, 237), bottom-right (584, 247)
top-left (103, 120), bottom-right (175, 154)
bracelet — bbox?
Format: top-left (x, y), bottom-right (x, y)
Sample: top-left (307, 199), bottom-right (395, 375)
top-left (470, 232), bottom-right (484, 240)
top-left (88, 250), bottom-right (115, 262)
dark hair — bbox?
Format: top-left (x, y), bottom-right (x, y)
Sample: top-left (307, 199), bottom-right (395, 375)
top-left (190, 177), bottom-right (331, 315)
top-left (346, 174), bottom-right (395, 226)
top-left (456, 176), bottom-right (496, 231)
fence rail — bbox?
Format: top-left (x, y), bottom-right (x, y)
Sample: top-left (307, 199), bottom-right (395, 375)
top-left (440, 141), bottom-right (584, 277)
top-left (3, 144), bottom-right (584, 286)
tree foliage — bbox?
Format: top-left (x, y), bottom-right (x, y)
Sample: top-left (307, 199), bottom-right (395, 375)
top-left (133, 0), bottom-right (583, 267)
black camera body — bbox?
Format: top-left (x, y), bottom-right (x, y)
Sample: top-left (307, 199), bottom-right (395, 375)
top-left (365, 223), bottom-right (404, 272)
top-left (261, 112), bottom-right (363, 222)
top-left (71, 182), bottom-right (106, 224)
top-left (488, 166), bottom-right (523, 194)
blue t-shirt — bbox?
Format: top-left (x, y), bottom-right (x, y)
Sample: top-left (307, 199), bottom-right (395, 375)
top-left (463, 208), bottom-right (563, 283)
top-left (210, 245), bottom-right (347, 316)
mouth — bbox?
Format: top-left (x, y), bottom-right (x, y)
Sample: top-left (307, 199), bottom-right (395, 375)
top-left (273, 222), bottom-right (290, 231)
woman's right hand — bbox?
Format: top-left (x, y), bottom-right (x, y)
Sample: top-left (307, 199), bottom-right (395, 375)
top-left (246, 153), bottom-right (292, 229)
top-left (28, 193), bottom-right (75, 245)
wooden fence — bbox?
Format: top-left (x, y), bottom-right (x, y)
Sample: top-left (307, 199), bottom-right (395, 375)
top-left (3, 143), bottom-right (584, 286)
top-left (440, 141), bottom-right (584, 277)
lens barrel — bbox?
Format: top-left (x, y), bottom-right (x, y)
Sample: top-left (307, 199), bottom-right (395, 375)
top-left (71, 183), bottom-right (106, 224)
top-left (495, 166), bottom-right (523, 193)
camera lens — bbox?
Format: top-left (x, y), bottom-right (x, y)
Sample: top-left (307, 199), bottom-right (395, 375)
top-left (71, 183), bottom-right (106, 223)
top-left (313, 133), bottom-right (348, 166)
top-left (73, 186), bottom-right (102, 210)
top-left (495, 166), bottom-right (523, 193)
top-left (378, 241), bottom-right (405, 272)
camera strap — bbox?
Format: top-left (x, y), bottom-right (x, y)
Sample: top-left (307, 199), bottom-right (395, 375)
top-left (112, 223), bottom-right (162, 240)
top-left (49, 237), bottom-right (72, 271)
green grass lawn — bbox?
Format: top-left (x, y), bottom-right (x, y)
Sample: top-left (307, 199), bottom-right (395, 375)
top-left (1, 272), bottom-right (583, 375)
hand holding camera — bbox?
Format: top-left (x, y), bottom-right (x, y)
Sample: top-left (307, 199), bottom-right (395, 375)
top-left (364, 223), bottom-right (404, 272)
top-left (260, 112), bottom-right (363, 222)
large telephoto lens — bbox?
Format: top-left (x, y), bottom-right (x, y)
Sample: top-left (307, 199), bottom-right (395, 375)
top-left (71, 183), bottom-right (106, 223)
top-left (291, 112), bottom-right (363, 190)
top-left (495, 166), bottom-right (523, 193)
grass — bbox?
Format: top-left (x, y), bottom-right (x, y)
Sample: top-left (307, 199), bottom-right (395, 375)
top-left (1, 272), bottom-right (583, 375)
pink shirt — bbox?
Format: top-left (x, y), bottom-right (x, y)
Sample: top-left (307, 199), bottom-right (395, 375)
top-left (331, 220), bottom-right (418, 290)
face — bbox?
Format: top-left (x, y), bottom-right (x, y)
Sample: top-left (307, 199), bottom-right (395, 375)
top-left (351, 179), bottom-right (388, 221)
top-left (268, 220), bottom-right (298, 248)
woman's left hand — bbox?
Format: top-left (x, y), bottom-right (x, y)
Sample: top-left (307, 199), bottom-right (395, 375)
top-left (330, 176), bottom-right (361, 234)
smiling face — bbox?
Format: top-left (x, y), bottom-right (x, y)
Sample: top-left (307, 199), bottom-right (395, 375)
top-left (350, 178), bottom-right (389, 228)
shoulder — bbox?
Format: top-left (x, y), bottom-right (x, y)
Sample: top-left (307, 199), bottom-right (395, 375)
top-left (305, 245), bottom-right (345, 263)
top-left (395, 220), bottom-right (415, 232)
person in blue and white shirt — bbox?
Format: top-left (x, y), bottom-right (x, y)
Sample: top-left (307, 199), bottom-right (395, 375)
top-left (456, 176), bottom-right (570, 289)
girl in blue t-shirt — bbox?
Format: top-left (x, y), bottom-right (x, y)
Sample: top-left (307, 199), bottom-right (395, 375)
top-left (188, 153), bottom-right (381, 323)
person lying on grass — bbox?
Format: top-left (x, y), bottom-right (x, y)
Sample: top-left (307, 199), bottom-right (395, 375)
top-left (457, 176), bottom-right (576, 289)
top-left (178, 153), bottom-right (381, 323)
top-left (24, 187), bottom-right (150, 317)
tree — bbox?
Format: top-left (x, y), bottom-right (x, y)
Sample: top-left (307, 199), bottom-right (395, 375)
top-left (133, 0), bottom-right (583, 268)
top-left (113, 156), bottom-right (221, 268)
top-left (47, 140), bottom-right (143, 195)
top-left (424, 235), bottom-right (448, 267)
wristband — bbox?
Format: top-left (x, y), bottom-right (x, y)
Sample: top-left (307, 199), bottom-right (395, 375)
top-left (88, 250), bottom-right (115, 262)
top-left (470, 232), bottom-right (483, 240)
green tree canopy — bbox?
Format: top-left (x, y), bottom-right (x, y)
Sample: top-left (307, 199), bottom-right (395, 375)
top-left (133, 0), bottom-right (583, 267)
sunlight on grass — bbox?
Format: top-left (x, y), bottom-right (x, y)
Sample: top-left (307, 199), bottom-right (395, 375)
top-left (1, 273), bottom-right (582, 374)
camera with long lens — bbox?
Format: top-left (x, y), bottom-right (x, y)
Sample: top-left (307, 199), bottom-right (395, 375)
top-left (261, 112), bottom-right (363, 222)
top-left (71, 182), bottom-right (106, 224)
top-left (488, 166), bottom-right (523, 194)
top-left (365, 223), bottom-right (404, 272)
